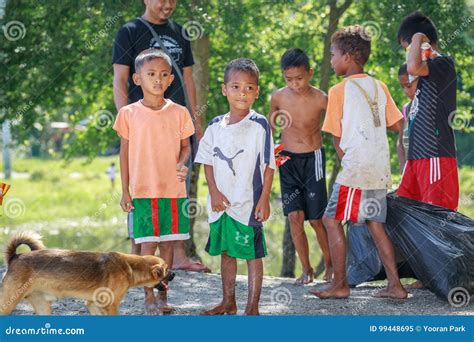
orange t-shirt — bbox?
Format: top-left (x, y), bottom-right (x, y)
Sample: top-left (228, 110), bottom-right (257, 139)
top-left (113, 100), bottom-right (195, 199)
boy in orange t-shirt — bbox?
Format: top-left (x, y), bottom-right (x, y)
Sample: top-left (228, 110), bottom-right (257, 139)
top-left (113, 49), bottom-right (195, 314)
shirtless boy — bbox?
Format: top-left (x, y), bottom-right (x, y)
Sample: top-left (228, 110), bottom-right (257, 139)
top-left (270, 48), bottom-right (332, 284)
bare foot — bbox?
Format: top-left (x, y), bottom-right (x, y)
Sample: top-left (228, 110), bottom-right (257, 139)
top-left (374, 286), bottom-right (408, 299)
top-left (172, 259), bottom-right (211, 273)
top-left (309, 283), bottom-right (350, 299)
top-left (201, 302), bottom-right (237, 315)
top-left (144, 303), bottom-right (162, 315)
top-left (244, 309), bottom-right (260, 315)
top-left (145, 294), bottom-right (161, 315)
top-left (323, 267), bottom-right (333, 282)
top-left (405, 280), bottom-right (425, 290)
top-left (295, 269), bottom-right (314, 285)
top-left (155, 297), bottom-right (176, 314)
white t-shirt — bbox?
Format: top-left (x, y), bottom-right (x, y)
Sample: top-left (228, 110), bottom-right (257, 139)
top-left (322, 74), bottom-right (403, 190)
top-left (107, 166), bottom-right (116, 180)
top-left (195, 110), bottom-right (276, 227)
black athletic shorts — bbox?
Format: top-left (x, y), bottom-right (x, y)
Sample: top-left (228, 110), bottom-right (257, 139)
top-left (279, 148), bottom-right (328, 220)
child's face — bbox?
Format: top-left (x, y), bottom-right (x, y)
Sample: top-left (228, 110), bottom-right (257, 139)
top-left (145, 0), bottom-right (176, 21)
top-left (282, 66), bottom-right (314, 93)
top-left (221, 71), bottom-right (259, 111)
top-left (398, 74), bottom-right (418, 100)
top-left (133, 58), bottom-right (174, 97)
top-left (330, 44), bottom-right (348, 76)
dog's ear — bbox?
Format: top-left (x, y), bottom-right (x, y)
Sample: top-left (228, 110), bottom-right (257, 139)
top-left (151, 264), bottom-right (165, 280)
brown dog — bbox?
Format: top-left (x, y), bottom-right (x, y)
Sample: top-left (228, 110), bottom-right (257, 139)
top-left (0, 231), bottom-right (170, 315)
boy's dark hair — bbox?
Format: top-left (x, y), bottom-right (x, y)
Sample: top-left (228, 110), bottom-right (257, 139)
top-left (134, 48), bottom-right (172, 72)
top-left (280, 48), bottom-right (310, 71)
top-left (224, 58), bottom-right (260, 84)
top-left (398, 63), bottom-right (408, 76)
top-left (397, 11), bottom-right (438, 45)
top-left (331, 25), bottom-right (371, 66)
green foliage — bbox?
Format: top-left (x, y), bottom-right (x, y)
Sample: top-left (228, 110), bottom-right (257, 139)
top-left (1, 0), bottom-right (472, 167)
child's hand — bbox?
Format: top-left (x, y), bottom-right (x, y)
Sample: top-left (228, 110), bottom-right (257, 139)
top-left (210, 189), bottom-right (230, 212)
top-left (176, 162), bottom-right (189, 182)
top-left (120, 192), bottom-right (134, 212)
top-left (411, 32), bottom-right (429, 44)
top-left (255, 197), bottom-right (270, 222)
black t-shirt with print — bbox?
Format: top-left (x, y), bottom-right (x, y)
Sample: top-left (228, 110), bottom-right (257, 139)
top-left (112, 18), bottom-right (194, 106)
top-left (407, 55), bottom-right (457, 160)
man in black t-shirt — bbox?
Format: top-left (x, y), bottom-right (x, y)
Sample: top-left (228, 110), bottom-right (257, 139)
top-left (113, 0), bottom-right (209, 281)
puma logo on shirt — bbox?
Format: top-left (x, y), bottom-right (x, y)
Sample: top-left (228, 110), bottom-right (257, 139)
top-left (213, 147), bottom-right (244, 176)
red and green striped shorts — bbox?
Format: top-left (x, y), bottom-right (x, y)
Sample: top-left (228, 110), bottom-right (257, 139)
top-left (132, 198), bottom-right (190, 244)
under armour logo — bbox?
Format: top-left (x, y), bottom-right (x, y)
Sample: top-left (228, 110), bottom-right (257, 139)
top-left (235, 231), bottom-right (250, 245)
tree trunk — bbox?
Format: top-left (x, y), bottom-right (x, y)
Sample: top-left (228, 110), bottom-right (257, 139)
top-left (280, 217), bottom-right (296, 277)
top-left (2, 120), bottom-right (11, 179)
top-left (184, 35), bottom-right (210, 260)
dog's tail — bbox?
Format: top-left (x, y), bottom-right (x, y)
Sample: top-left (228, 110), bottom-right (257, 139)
top-left (5, 231), bottom-right (45, 265)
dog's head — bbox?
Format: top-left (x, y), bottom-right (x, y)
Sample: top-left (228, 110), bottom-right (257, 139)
top-left (140, 255), bottom-right (175, 290)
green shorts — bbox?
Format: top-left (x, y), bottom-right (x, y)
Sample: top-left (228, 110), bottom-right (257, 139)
top-left (205, 213), bottom-right (267, 260)
top-left (132, 198), bottom-right (190, 244)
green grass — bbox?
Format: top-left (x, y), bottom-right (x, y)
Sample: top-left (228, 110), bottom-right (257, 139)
top-left (1, 157), bottom-right (473, 278)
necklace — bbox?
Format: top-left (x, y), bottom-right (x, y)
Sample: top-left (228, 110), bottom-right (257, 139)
top-left (350, 78), bottom-right (381, 127)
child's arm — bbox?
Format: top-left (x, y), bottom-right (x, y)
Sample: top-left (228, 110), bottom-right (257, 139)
top-left (255, 166), bottom-right (275, 222)
top-left (397, 132), bottom-right (407, 172)
top-left (204, 164), bottom-right (230, 212)
top-left (177, 138), bottom-right (191, 182)
top-left (387, 118), bottom-right (403, 132)
top-left (119, 138), bottom-right (133, 212)
top-left (406, 33), bottom-right (430, 77)
top-left (332, 136), bottom-right (345, 160)
top-left (268, 92), bottom-right (279, 135)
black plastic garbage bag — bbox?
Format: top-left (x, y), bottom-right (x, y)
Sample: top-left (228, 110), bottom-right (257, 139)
top-left (347, 193), bottom-right (474, 301)
top-left (347, 223), bottom-right (415, 286)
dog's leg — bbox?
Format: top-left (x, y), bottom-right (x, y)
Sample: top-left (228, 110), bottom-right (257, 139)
top-left (25, 293), bottom-right (52, 315)
top-left (103, 304), bottom-right (119, 315)
top-left (0, 277), bottom-right (30, 315)
top-left (86, 301), bottom-right (107, 315)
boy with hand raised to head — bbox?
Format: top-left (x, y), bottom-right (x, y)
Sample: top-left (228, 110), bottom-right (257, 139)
top-left (270, 48), bottom-right (332, 284)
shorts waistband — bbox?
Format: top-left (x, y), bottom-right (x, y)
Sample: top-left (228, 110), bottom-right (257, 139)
top-left (280, 148), bottom-right (325, 158)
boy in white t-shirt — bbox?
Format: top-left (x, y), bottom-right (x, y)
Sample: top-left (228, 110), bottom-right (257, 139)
top-left (195, 58), bottom-right (276, 315)
top-left (313, 25), bottom-right (407, 300)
